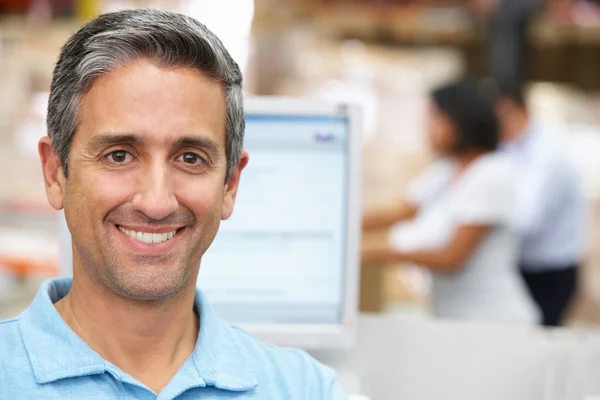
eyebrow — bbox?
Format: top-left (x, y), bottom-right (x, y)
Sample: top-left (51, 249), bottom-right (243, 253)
top-left (174, 136), bottom-right (221, 160)
top-left (84, 134), bottom-right (144, 153)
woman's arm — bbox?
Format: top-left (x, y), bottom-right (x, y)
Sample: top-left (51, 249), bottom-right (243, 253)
top-left (362, 224), bottom-right (491, 273)
top-left (362, 200), bottom-right (418, 231)
top-left (362, 159), bottom-right (453, 231)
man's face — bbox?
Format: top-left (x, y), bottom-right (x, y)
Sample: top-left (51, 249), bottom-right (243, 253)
top-left (42, 60), bottom-right (247, 300)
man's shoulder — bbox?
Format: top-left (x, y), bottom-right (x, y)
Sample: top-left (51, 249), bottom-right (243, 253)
top-left (0, 316), bottom-right (22, 350)
top-left (224, 323), bottom-right (341, 395)
top-left (0, 316), bottom-right (18, 326)
top-left (0, 316), bottom-right (39, 397)
top-left (526, 128), bottom-right (581, 186)
top-left (228, 324), bottom-right (334, 375)
top-left (0, 316), bottom-right (30, 364)
top-left (529, 124), bottom-right (574, 162)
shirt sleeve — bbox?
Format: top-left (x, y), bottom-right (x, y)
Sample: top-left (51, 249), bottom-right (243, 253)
top-left (451, 156), bottom-right (517, 226)
top-left (406, 159), bottom-right (453, 207)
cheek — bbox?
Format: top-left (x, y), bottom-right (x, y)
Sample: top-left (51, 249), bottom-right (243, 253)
top-left (427, 121), bottom-right (445, 147)
top-left (174, 177), bottom-right (224, 219)
top-left (65, 169), bottom-right (134, 223)
top-left (439, 128), bottom-right (454, 147)
top-left (177, 180), bottom-right (224, 253)
top-left (427, 125), bottom-right (439, 144)
top-left (89, 171), bottom-right (135, 213)
top-left (430, 120), bottom-right (456, 149)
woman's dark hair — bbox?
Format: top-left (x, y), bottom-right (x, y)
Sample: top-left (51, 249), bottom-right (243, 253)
top-left (432, 79), bottom-right (500, 153)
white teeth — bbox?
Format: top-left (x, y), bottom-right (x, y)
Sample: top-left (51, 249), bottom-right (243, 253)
top-left (118, 226), bottom-right (177, 244)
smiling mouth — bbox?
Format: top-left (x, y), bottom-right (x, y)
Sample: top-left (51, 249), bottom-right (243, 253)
top-left (117, 226), bottom-right (180, 244)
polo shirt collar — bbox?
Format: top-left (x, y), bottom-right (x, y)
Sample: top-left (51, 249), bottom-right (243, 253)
top-left (190, 289), bottom-right (258, 391)
top-left (18, 277), bottom-right (258, 392)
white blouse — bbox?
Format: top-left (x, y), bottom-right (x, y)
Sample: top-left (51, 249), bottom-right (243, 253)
top-left (389, 153), bottom-right (540, 325)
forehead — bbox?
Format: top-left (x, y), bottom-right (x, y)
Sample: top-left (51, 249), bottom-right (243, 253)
top-left (77, 60), bottom-right (227, 148)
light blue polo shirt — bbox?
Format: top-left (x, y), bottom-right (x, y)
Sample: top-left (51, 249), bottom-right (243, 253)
top-left (0, 278), bottom-right (347, 399)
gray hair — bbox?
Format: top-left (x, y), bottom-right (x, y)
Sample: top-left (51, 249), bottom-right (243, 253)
top-left (47, 8), bottom-right (244, 181)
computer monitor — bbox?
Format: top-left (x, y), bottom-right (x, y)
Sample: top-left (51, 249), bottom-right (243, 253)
top-left (59, 96), bottom-right (362, 349)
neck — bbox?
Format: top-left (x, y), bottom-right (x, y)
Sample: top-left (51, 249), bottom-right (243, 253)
top-left (454, 149), bottom-right (485, 171)
top-left (505, 110), bottom-right (530, 143)
top-left (55, 261), bottom-right (199, 393)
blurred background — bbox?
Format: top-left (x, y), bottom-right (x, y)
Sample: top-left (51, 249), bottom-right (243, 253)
top-left (1, 0), bottom-right (600, 327)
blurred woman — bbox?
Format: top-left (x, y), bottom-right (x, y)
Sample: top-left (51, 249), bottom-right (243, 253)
top-left (362, 80), bottom-right (539, 325)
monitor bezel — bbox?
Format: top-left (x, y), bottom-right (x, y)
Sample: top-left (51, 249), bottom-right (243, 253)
top-left (236, 96), bottom-right (362, 349)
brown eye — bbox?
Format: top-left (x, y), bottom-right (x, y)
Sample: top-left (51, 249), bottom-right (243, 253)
top-left (178, 152), bottom-right (204, 165)
top-left (107, 150), bottom-right (132, 163)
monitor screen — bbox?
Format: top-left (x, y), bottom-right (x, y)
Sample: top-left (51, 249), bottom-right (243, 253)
top-left (198, 112), bottom-right (349, 325)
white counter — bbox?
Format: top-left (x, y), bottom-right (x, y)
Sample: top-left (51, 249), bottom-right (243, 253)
top-left (313, 314), bottom-right (592, 400)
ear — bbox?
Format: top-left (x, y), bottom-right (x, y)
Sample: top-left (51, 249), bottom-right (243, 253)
top-left (39, 136), bottom-right (66, 210)
top-left (221, 150), bottom-right (249, 220)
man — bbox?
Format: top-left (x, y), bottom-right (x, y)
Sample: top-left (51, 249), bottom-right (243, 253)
top-left (495, 81), bottom-right (587, 327)
top-left (0, 9), bottom-right (346, 399)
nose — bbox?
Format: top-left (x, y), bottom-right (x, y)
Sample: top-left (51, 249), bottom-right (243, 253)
top-left (131, 161), bottom-right (178, 221)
